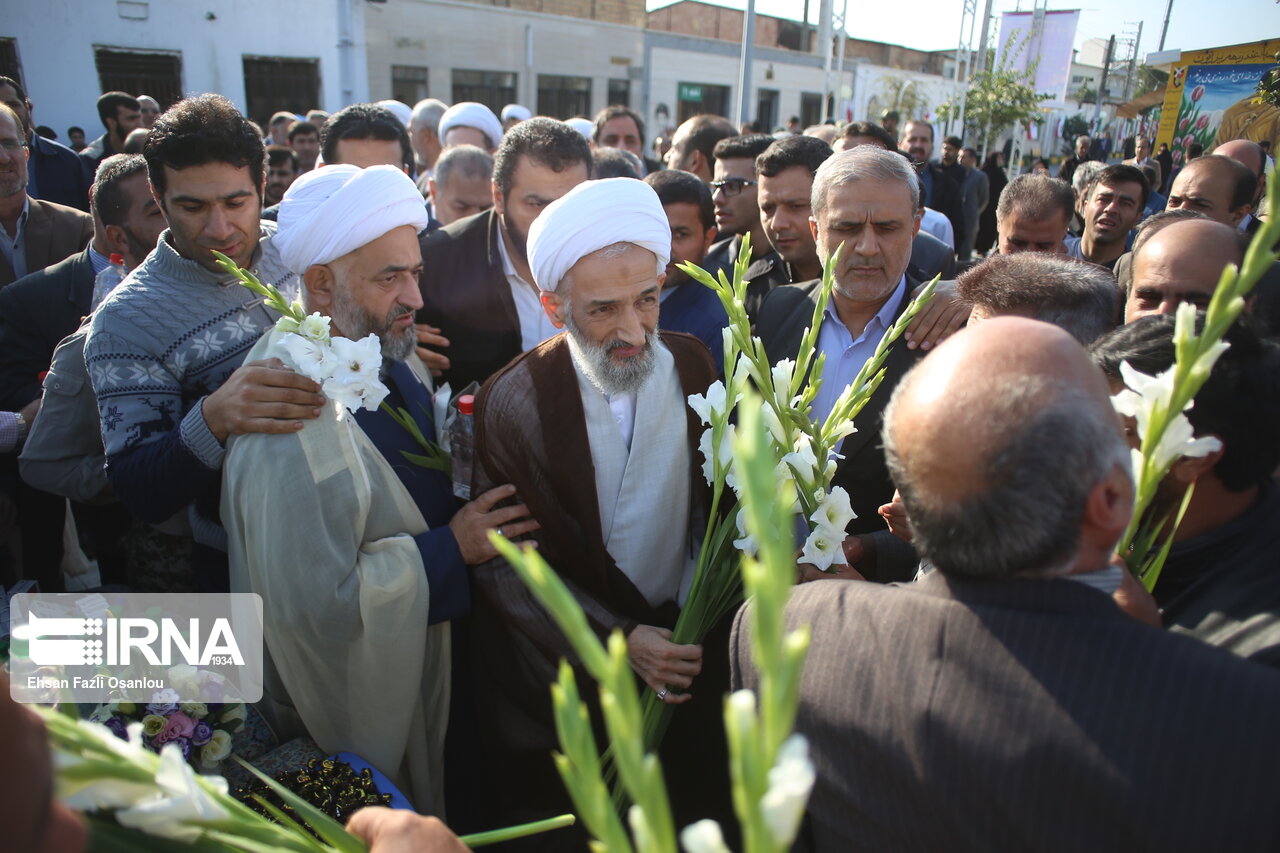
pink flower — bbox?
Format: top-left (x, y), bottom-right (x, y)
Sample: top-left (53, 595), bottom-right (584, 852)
top-left (1195, 115), bottom-right (1209, 130)
top-left (1190, 85), bottom-right (1205, 102)
top-left (153, 712), bottom-right (197, 745)
top-left (1172, 151), bottom-right (1183, 165)
top-left (1179, 117), bottom-right (1190, 132)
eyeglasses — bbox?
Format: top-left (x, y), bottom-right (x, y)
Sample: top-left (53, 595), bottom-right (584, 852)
top-left (0, 139), bottom-right (28, 153)
top-left (710, 178), bottom-right (757, 197)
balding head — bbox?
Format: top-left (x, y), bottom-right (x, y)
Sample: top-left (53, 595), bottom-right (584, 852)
top-left (1167, 155), bottom-right (1256, 226)
top-left (1127, 219), bottom-right (1245, 322)
top-left (1215, 139), bottom-right (1266, 207)
top-left (884, 317), bottom-right (1131, 579)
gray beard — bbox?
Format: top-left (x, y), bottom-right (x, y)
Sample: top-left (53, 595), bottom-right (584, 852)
top-left (330, 285), bottom-right (416, 362)
top-left (564, 312), bottom-right (659, 397)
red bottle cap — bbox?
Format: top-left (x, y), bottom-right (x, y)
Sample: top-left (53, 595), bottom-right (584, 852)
top-left (109, 253), bottom-right (125, 266)
top-left (457, 395), bottom-right (475, 415)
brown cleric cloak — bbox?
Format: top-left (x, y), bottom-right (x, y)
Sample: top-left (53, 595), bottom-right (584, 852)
top-left (465, 329), bottom-right (721, 833)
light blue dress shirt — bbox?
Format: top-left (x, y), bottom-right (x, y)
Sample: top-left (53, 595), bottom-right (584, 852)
top-left (810, 275), bottom-right (907, 427)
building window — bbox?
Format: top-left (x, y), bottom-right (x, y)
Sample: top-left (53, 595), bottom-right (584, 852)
top-left (0, 39), bottom-right (22, 90)
top-left (242, 56), bottom-right (320, 128)
top-left (608, 78), bottom-right (631, 108)
top-left (95, 48), bottom-right (183, 110)
top-left (452, 69), bottom-right (516, 116)
top-left (800, 92), bottom-right (824, 127)
top-left (676, 82), bottom-right (730, 124)
top-left (392, 65), bottom-right (429, 106)
top-left (538, 75), bottom-right (591, 119)
top-left (756, 88), bottom-right (779, 132)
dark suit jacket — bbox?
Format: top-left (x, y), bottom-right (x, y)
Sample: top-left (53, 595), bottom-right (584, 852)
top-left (756, 277), bottom-right (923, 537)
top-left (0, 247), bottom-right (94, 410)
top-left (29, 135), bottom-right (93, 212)
top-left (908, 230), bottom-right (956, 282)
top-left (924, 161), bottom-right (964, 238)
top-left (0, 198), bottom-right (93, 288)
top-left (732, 574), bottom-right (1280, 852)
top-left (417, 209), bottom-right (521, 391)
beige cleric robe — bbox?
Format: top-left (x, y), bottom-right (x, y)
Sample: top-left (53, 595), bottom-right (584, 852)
top-left (222, 328), bottom-right (450, 814)
top-left (573, 341), bottom-right (696, 609)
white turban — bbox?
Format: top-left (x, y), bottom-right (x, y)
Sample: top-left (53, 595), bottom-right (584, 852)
top-left (274, 164), bottom-right (429, 274)
top-left (566, 117), bottom-right (594, 141)
top-left (527, 178), bottom-right (671, 292)
top-left (375, 99), bottom-right (412, 128)
top-left (501, 103), bottom-right (531, 123)
top-left (438, 102), bottom-right (503, 149)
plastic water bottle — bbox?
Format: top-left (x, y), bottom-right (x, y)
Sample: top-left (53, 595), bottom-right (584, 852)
top-left (91, 253), bottom-right (126, 310)
top-left (450, 394), bottom-right (475, 500)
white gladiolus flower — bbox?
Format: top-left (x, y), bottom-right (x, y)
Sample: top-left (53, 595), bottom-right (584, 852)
top-left (733, 507), bottom-right (758, 555)
top-left (782, 435), bottom-right (819, 485)
top-left (761, 734), bottom-right (816, 846)
top-left (688, 380), bottom-right (729, 426)
top-left (827, 417), bottom-right (857, 443)
top-left (810, 487), bottom-right (856, 533)
top-left (1112, 360), bottom-right (1223, 474)
top-left (323, 335), bottom-right (389, 412)
top-left (298, 312), bottom-right (332, 343)
top-left (800, 524), bottom-right (846, 569)
top-left (116, 745), bottom-right (231, 841)
top-left (762, 405), bottom-right (788, 446)
top-left (274, 315), bottom-right (300, 335)
top-left (681, 819), bottom-right (731, 853)
top-left (698, 425), bottom-right (737, 488)
top-left (771, 359), bottom-right (796, 399)
top-left (279, 333), bottom-right (335, 383)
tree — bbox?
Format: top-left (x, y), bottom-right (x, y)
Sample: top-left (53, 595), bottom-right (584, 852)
top-left (1061, 114), bottom-right (1090, 155)
top-left (936, 35), bottom-right (1053, 154)
top-left (876, 75), bottom-right (930, 124)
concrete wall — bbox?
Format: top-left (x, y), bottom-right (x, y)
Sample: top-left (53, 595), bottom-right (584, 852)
top-left (3, 0), bottom-right (354, 142)
top-left (364, 0), bottom-right (644, 117)
top-left (446, 0), bottom-right (645, 27)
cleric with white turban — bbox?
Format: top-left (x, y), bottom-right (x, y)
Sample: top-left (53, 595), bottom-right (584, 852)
top-left (527, 177), bottom-right (671, 293)
top-left (438, 102), bottom-right (504, 151)
top-left (274, 164), bottom-right (428, 274)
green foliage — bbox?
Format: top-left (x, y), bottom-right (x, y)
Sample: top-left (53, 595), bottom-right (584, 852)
top-left (1061, 115), bottom-right (1090, 155)
top-left (1253, 51), bottom-right (1280, 108)
top-left (937, 36), bottom-right (1054, 148)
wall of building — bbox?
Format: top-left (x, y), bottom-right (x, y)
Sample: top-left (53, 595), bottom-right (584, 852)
top-left (364, 0), bottom-right (644, 118)
top-left (2, 0), bottom-right (352, 141)
top-left (447, 0), bottom-right (645, 28)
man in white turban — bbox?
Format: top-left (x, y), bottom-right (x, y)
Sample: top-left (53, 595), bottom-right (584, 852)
top-left (500, 103), bottom-right (531, 131)
top-left (222, 164), bottom-right (538, 814)
top-left (461, 177), bottom-right (731, 842)
top-left (437, 101), bottom-right (503, 153)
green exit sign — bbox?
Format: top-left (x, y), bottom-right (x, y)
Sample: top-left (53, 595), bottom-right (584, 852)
top-left (678, 83), bottom-right (703, 102)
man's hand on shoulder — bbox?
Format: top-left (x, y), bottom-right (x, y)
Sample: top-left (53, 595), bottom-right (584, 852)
top-left (415, 323), bottom-right (450, 377)
top-left (626, 625), bottom-right (702, 703)
top-left (201, 358), bottom-right (325, 442)
top-left (905, 277), bottom-right (970, 351)
top-left (449, 483), bottom-right (541, 565)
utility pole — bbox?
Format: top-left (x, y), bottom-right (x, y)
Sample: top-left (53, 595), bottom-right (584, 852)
top-left (1158, 0), bottom-right (1174, 51)
top-left (735, 0), bottom-right (756, 127)
top-left (1094, 34), bottom-right (1115, 130)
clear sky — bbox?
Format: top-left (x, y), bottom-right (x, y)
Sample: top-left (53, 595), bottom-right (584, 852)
top-left (646, 0), bottom-right (1278, 59)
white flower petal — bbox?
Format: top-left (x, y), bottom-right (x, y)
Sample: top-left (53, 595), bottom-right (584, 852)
top-left (761, 734), bottom-right (816, 846)
top-left (800, 525), bottom-right (844, 570)
top-left (114, 746), bottom-right (230, 841)
top-left (681, 820), bottom-right (731, 853)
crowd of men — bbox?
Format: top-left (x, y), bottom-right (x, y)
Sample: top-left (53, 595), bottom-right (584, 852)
top-left (2, 82), bottom-right (1279, 852)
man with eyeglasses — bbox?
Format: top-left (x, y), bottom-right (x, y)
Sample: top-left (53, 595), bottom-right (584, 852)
top-left (0, 103), bottom-right (91, 289)
top-left (701, 134), bottom-right (777, 284)
top-left (0, 76), bottom-right (92, 212)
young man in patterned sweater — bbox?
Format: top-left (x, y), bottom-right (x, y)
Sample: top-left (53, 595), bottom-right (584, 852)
top-left (84, 94), bottom-right (324, 591)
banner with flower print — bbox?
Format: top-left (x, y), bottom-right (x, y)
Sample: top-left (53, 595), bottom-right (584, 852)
top-left (1155, 39), bottom-right (1280, 157)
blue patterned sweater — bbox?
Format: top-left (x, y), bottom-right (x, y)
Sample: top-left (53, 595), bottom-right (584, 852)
top-left (84, 225), bottom-right (297, 549)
